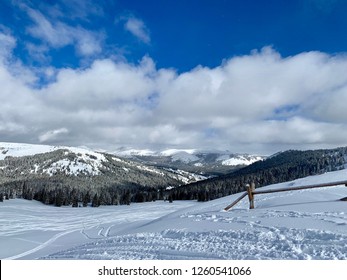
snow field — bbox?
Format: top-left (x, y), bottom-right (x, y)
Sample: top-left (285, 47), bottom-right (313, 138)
top-left (0, 200), bottom-right (197, 259)
top-left (1, 169), bottom-right (347, 260)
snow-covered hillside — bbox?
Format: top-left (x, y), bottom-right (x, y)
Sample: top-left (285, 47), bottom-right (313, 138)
top-left (1, 169), bottom-right (346, 260)
top-left (216, 154), bottom-right (264, 166)
top-left (0, 142), bottom-right (107, 176)
top-left (0, 142), bottom-right (205, 184)
top-left (0, 142), bottom-right (105, 160)
top-left (0, 142), bottom-right (58, 160)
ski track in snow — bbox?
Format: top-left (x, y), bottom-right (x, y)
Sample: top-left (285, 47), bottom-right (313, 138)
top-left (4, 230), bottom-right (77, 260)
top-left (42, 228), bottom-right (347, 260)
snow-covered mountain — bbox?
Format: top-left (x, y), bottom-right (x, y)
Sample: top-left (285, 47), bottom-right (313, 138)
top-left (0, 142), bottom-right (107, 176)
top-left (215, 153), bottom-right (264, 166)
top-left (115, 148), bottom-right (198, 158)
top-left (0, 142), bottom-right (208, 207)
top-left (0, 142), bottom-right (205, 181)
top-left (113, 148), bottom-right (266, 175)
top-left (115, 148), bottom-right (263, 166)
top-left (1, 169), bottom-right (346, 260)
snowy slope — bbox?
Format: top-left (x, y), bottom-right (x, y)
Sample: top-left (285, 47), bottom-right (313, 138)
top-left (217, 154), bottom-right (264, 166)
top-left (0, 142), bottom-right (107, 176)
top-left (0, 142), bottom-right (105, 160)
top-left (1, 169), bottom-right (347, 260)
top-left (0, 142), bottom-right (58, 160)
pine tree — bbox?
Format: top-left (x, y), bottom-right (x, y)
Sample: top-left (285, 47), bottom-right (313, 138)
top-left (72, 197), bottom-right (78, 207)
top-left (122, 190), bottom-right (131, 205)
top-left (83, 192), bottom-right (90, 207)
top-left (92, 194), bottom-right (100, 207)
top-left (54, 190), bottom-right (63, 207)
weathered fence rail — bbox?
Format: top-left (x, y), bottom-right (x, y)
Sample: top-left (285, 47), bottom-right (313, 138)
top-left (224, 180), bottom-right (347, 211)
top-left (223, 192), bottom-right (248, 211)
top-left (253, 180), bottom-right (347, 195)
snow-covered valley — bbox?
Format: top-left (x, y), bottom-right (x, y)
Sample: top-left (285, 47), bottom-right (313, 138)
top-left (1, 170), bottom-right (346, 260)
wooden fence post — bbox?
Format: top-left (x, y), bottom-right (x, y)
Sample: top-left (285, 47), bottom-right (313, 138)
top-left (247, 182), bottom-right (255, 209)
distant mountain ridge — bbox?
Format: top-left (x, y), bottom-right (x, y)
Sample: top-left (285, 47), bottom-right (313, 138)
top-left (113, 148), bottom-right (265, 175)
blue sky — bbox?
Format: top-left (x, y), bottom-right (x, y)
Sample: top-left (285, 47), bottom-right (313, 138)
top-left (2, 0), bottom-right (347, 72)
top-left (1, 0), bottom-right (347, 154)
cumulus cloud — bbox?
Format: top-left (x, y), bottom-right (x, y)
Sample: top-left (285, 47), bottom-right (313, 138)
top-left (43, 56), bottom-right (156, 110)
top-left (123, 16), bottom-right (151, 44)
top-left (2, 46), bottom-right (347, 154)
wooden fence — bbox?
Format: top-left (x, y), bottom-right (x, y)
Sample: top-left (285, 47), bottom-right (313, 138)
top-left (224, 180), bottom-right (347, 211)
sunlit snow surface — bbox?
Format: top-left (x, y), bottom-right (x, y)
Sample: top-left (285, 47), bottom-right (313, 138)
top-left (1, 170), bottom-right (347, 260)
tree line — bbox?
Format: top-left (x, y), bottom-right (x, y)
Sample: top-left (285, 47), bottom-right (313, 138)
top-left (0, 178), bottom-right (170, 207)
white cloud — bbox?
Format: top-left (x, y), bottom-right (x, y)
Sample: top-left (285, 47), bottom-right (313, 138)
top-left (0, 29), bottom-right (16, 60)
top-left (123, 17), bottom-right (150, 44)
top-left (26, 7), bottom-right (68, 47)
top-left (25, 42), bottom-right (50, 63)
top-left (0, 61), bottom-right (40, 140)
top-left (39, 128), bottom-right (69, 143)
top-left (43, 56), bottom-right (156, 109)
top-left (24, 6), bottom-right (103, 56)
top-left (0, 30), bottom-right (37, 85)
top-left (2, 46), bottom-right (347, 154)
top-left (59, 0), bottom-right (104, 20)
top-left (73, 28), bottom-right (103, 56)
